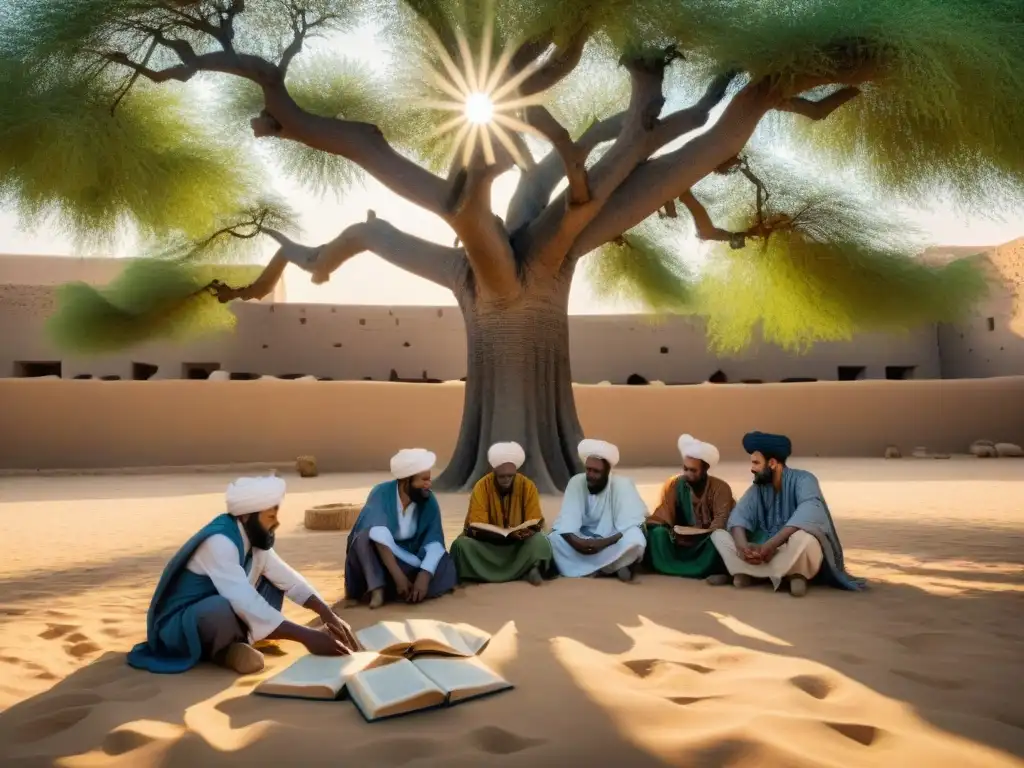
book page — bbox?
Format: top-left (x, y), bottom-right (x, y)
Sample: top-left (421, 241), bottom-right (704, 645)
top-left (673, 525), bottom-right (711, 536)
top-left (405, 619), bottom-right (473, 656)
top-left (451, 622), bottom-right (492, 655)
top-left (254, 652), bottom-right (393, 699)
top-left (413, 657), bottom-right (513, 704)
top-left (469, 522), bottom-right (513, 537)
top-left (510, 518), bottom-right (541, 533)
top-left (347, 658), bottom-right (446, 721)
top-left (357, 621), bottom-right (413, 654)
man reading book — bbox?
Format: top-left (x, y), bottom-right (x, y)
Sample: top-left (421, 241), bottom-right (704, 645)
top-left (548, 439), bottom-right (648, 582)
top-left (345, 448), bottom-right (457, 609)
top-left (127, 476), bottom-right (357, 676)
top-left (645, 434), bottom-right (733, 583)
top-left (450, 441), bottom-right (553, 586)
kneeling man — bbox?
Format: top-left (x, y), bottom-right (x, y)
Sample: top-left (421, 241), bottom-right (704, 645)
top-left (450, 442), bottom-right (553, 586)
top-left (128, 476), bottom-right (357, 675)
top-left (549, 439), bottom-right (647, 582)
top-left (711, 431), bottom-right (864, 596)
top-left (345, 448), bottom-right (458, 608)
top-left (646, 434), bottom-right (734, 582)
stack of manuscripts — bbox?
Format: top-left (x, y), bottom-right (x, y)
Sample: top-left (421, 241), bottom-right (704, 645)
top-left (253, 619), bottom-right (512, 722)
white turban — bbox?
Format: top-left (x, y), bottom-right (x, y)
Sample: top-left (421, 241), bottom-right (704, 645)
top-left (390, 448), bottom-right (436, 479)
top-left (488, 441), bottom-right (525, 470)
top-left (226, 475), bottom-right (286, 516)
top-left (578, 438), bottom-right (620, 468)
top-left (678, 433), bottom-right (720, 468)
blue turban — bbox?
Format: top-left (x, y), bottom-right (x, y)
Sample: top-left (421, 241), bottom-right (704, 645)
top-left (742, 431), bottom-right (792, 462)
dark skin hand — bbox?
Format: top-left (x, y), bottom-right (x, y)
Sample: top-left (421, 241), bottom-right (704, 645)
top-left (374, 542), bottom-right (412, 599)
top-left (268, 620), bottom-right (349, 656)
top-left (563, 531), bottom-right (622, 555)
top-left (303, 595), bottom-right (361, 651)
top-left (407, 569), bottom-right (431, 603)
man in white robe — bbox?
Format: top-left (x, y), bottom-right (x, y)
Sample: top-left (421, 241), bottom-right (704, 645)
top-left (548, 439), bottom-right (648, 581)
top-left (128, 476), bottom-right (359, 675)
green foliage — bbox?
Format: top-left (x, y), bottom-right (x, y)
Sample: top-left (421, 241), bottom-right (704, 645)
top-left (47, 259), bottom-right (257, 354)
top-left (689, 162), bottom-right (991, 352)
top-left (221, 54), bottom-right (393, 196)
top-left (584, 225), bottom-right (695, 312)
top-left (0, 62), bottom-right (260, 247)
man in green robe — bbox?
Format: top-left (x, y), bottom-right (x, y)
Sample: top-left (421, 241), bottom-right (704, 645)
top-left (450, 442), bottom-right (552, 585)
top-left (645, 434), bottom-right (734, 583)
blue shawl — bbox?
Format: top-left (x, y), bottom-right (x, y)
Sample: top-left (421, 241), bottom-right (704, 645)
top-left (347, 480), bottom-right (446, 562)
top-left (127, 513), bottom-right (245, 673)
top-left (727, 468), bottom-right (864, 590)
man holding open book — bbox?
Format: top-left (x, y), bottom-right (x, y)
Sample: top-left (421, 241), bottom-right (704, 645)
top-left (449, 442), bottom-right (553, 586)
top-left (645, 434), bottom-right (734, 583)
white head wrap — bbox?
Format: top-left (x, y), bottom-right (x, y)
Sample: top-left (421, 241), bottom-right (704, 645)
top-left (578, 438), bottom-right (620, 468)
top-left (390, 448), bottom-right (436, 480)
top-left (225, 475), bottom-right (286, 516)
top-left (678, 433), bottom-right (720, 468)
top-left (488, 441), bottom-right (526, 470)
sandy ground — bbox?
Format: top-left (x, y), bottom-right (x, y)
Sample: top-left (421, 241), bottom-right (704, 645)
top-left (0, 459), bottom-right (1022, 767)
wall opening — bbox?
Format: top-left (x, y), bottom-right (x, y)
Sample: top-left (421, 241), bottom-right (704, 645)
top-left (707, 369), bottom-right (728, 384)
top-left (987, 317), bottom-right (995, 332)
top-left (885, 365), bottom-right (916, 380)
top-left (100, 375), bottom-right (122, 381)
top-left (837, 365), bottom-right (866, 381)
top-left (182, 362), bottom-right (221, 380)
top-left (740, 379), bottom-right (764, 384)
top-left (14, 361), bottom-right (62, 378)
top-left (659, 346), bottom-right (669, 354)
top-left (132, 362), bottom-right (158, 380)
top-left (229, 372), bottom-right (260, 380)
top-left (626, 373), bottom-right (649, 385)
top-left (781, 377), bottom-right (817, 383)
top-left (73, 373), bottom-right (93, 379)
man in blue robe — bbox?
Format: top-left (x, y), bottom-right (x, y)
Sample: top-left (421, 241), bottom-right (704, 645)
top-left (710, 432), bottom-right (865, 597)
top-left (345, 448), bottom-right (458, 609)
top-left (127, 476), bottom-right (358, 675)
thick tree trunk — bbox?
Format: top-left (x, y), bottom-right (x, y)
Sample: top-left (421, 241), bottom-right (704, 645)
top-left (433, 266), bottom-right (585, 495)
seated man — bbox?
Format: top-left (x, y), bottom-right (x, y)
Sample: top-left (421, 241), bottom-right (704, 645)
top-left (549, 439), bottom-right (647, 582)
top-left (345, 448), bottom-right (457, 608)
top-left (450, 441), bottom-right (553, 586)
top-left (646, 434), bottom-right (734, 583)
top-left (127, 476), bottom-right (357, 675)
top-left (710, 431), bottom-right (865, 597)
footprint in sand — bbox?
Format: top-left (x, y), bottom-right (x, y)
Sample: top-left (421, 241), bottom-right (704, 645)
top-left (836, 652), bottom-right (866, 665)
top-left (38, 624), bottom-right (76, 641)
top-left (669, 696), bottom-right (716, 707)
top-left (468, 725), bottom-right (548, 755)
top-left (0, 608), bottom-right (29, 617)
top-left (790, 674), bottom-right (835, 700)
top-left (622, 659), bottom-right (716, 679)
top-left (11, 691), bottom-right (104, 744)
top-left (895, 632), bottom-right (956, 653)
top-left (890, 668), bottom-right (966, 690)
top-left (825, 721), bottom-right (883, 747)
top-left (102, 727), bottom-right (158, 756)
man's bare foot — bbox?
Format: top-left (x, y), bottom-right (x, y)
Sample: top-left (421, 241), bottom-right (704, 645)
top-left (616, 566), bottom-right (634, 583)
top-left (368, 588), bottom-right (385, 609)
top-left (706, 574), bottom-right (730, 586)
top-left (525, 565), bottom-right (543, 586)
top-left (789, 576), bottom-right (809, 597)
top-left (733, 574), bottom-right (753, 588)
top-left (221, 642), bottom-right (265, 675)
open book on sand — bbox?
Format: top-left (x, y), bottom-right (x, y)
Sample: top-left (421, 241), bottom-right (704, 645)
top-left (469, 518), bottom-right (541, 538)
top-left (356, 619), bottom-right (491, 658)
top-left (253, 651), bottom-right (401, 700)
top-left (347, 656), bottom-right (513, 722)
top-left (673, 525), bottom-right (712, 537)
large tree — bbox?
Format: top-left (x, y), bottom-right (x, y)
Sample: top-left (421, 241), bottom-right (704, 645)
top-left (1, 0), bottom-right (1020, 492)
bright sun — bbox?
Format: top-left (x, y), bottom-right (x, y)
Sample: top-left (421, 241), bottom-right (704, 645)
top-left (464, 92), bottom-right (494, 124)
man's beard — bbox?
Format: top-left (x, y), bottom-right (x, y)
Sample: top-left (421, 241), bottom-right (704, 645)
top-left (243, 514), bottom-right (276, 550)
top-left (496, 480), bottom-right (513, 497)
top-left (686, 473), bottom-right (708, 493)
top-left (752, 466), bottom-right (774, 486)
top-left (407, 484), bottom-right (431, 506)
top-left (586, 473), bottom-right (609, 495)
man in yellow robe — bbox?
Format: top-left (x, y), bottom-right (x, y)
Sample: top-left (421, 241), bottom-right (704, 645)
top-left (450, 442), bottom-right (553, 586)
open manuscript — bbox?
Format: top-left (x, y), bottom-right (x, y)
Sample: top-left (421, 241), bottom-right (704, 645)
top-left (253, 620), bottom-right (511, 720)
top-left (469, 518), bottom-right (542, 539)
top-left (673, 525), bottom-right (712, 537)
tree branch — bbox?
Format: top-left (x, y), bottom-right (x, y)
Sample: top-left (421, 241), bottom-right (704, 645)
top-left (518, 27), bottom-right (589, 96)
top-left (647, 69), bottom-right (740, 151)
top-left (678, 190), bottom-right (758, 249)
top-left (776, 86), bottom-right (861, 120)
top-left (208, 211), bottom-right (467, 303)
top-left (524, 106), bottom-right (590, 205)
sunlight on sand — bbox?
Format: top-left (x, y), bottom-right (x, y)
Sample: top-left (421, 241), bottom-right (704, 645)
top-left (706, 611), bottom-right (793, 647)
top-left (551, 616), bottom-right (1021, 767)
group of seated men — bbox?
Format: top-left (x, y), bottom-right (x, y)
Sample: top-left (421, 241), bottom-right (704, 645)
top-left (127, 431), bottom-right (862, 675)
